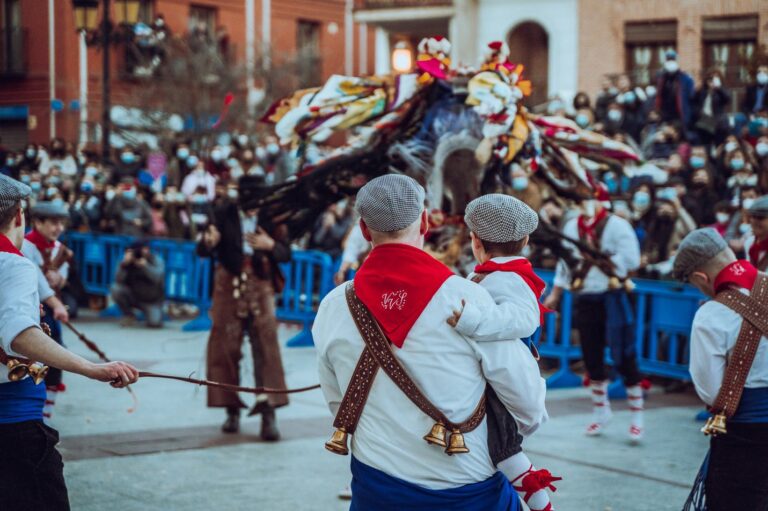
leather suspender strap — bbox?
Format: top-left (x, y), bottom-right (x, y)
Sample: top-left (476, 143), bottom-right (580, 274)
top-left (336, 282), bottom-right (486, 434)
top-left (711, 273), bottom-right (768, 419)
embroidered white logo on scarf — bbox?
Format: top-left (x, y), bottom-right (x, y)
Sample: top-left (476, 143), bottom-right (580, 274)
top-left (731, 263), bottom-right (745, 276)
top-left (381, 290), bottom-right (408, 311)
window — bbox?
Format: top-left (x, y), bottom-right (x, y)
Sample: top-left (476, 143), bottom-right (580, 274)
top-left (702, 15), bottom-right (758, 110)
top-left (297, 20), bottom-right (321, 88)
top-left (138, 0), bottom-right (154, 24)
top-left (624, 20), bottom-right (677, 86)
top-left (0, 0), bottom-right (24, 76)
top-left (189, 5), bottom-right (217, 38)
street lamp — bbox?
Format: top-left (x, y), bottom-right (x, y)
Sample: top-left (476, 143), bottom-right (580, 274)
top-left (72, 0), bottom-right (141, 164)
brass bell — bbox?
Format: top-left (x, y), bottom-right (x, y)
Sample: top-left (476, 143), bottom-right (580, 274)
top-left (325, 427), bottom-right (350, 456)
top-left (424, 422), bottom-right (447, 447)
top-left (6, 359), bottom-right (29, 382)
top-left (701, 413), bottom-right (727, 436)
top-left (608, 276), bottom-right (621, 290)
top-left (572, 278), bottom-right (584, 291)
top-left (28, 364), bottom-right (49, 386)
top-left (624, 278), bottom-right (636, 293)
top-left (445, 429), bottom-right (470, 456)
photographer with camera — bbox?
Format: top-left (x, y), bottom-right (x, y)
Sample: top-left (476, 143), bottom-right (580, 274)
top-left (110, 240), bottom-right (165, 328)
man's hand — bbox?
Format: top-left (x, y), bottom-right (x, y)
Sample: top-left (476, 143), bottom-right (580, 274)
top-left (446, 300), bottom-right (465, 327)
top-left (85, 361), bottom-right (139, 388)
top-left (543, 293), bottom-right (560, 311)
top-left (52, 304), bottom-right (69, 323)
top-left (246, 228), bottom-right (275, 251)
top-left (122, 249), bottom-right (134, 265)
top-left (45, 270), bottom-right (64, 289)
top-left (203, 224), bottom-right (221, 249)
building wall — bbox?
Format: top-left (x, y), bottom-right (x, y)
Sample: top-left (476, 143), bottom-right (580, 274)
top-left (0, 0), bottom-right (368, 147)
top-left (476, 0), bottom-right (579, 100)
top-left (578, 0), bottom-right (768, 96)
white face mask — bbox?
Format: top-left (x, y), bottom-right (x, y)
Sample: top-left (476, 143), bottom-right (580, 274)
top-left (739, 223), bottom-right (752, 235)
top-left (211, 149), bottom-right (223, 162)
top-left (664, 60), bottom-right (679, 73)
top-left (756, 142), bottom-right (768, 157)
top-left (743, 198), bottom-right (756, 210)
top-left (716, 212), bottom-right (730, 224)
top-left (105, 190), bottom-right (116, 201)
top-left (758, 72), bottom-right (768, 85)
top-left (725, 141), bottom-right (738, 153)
top-left (607, 109), bottom-right (622, 122)
top-left (711, 77), bottom-right (721, 88)
top-left (227, 189), bottom-right (238, 199)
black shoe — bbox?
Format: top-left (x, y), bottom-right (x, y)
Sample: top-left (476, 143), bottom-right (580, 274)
top-left (260, 409), bottom-right (280, 442)
top-left (222, 412), bottom-right (240, 434)
top-left (248, 399), bottom-right (271, 417)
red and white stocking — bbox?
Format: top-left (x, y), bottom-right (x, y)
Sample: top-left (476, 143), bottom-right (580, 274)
top-left (501, 453), bottom-right (560, 511)
top-left (627, 384), bottom-right (644, 442)
top-left (586, 380), bottom-right (612, 436)
top-left (43, 383), bottom-right (66, 423)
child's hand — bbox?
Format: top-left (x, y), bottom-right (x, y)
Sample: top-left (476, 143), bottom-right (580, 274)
top-left (446, 300), bottom-right (466, 327)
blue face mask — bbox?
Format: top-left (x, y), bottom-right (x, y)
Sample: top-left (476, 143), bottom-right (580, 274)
top-left (632, 191), bottom-right (651, 209)
top-left (690, 156), bottom-right (706, 169)
top-left (192, 194), bottom-right (207, 204)
top-left (603, 174), bottom-right (618, 194)
top-left (657, 188), bottom-right (678, 201)
top-left (31, 182), bottom-right (41, 192)
top-left (607, 109), bottom-right (622, 122)
top-left (187, 156), bottom-right (199, 168)
top-left (624, 91), bottom-right (636, 103)
top-left (123, 189), bottom-right (137, 200)
top-left (20, 174), bottom-right (31, 184)
top-left (177, 148), bottom-right (190, 159)
top-left (575, 113), bottom-right (590, 128)
top-left (121, 153), bottom-right (136, 164)
top-left (81, 182), bottom-right (94, 193)
top-left (512, 176), bottom-right (529, 191)
top-left (26, 149), bottom-right (36, 158)
top-left (730, 159), bottom-right (745, 171)
top-left (5, 158), bottom-right (14, 167)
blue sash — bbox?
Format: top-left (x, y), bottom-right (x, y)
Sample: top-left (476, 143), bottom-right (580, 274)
top-left (350, 457), bottom-right (519, 511)
top-left (0, 377), bottom-right (46, 424)
top-left (683, 387), bottom-right (768, 510)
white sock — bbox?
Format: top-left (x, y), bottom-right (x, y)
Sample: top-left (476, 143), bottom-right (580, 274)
top-left (500, 453), bottom-right (557, 511)
top-left (590, 380), bottom-right (611, 424)
top-left (627, 384), bottom-right (644, 430)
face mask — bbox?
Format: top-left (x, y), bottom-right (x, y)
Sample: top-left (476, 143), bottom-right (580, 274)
top-left (255, 147), bottom-right (267, 160)
top-left (512, 176), bottom-right (529, 191)
top-left (740, 223), bottom-right (752, 235)
top-left (575, 113), bottom-right (589, 128)
top-left (227, 189), bottom-right (238, 199)
top-left (105, 190), bottom-right (116, 201)
top-left (743, 198), bottom-right (756, 210)
top-left (645, 85), bottom-right (656, 97)
top-left (758, 72), bottom-right (768, 85)
top-left (238, 135), bottom-right (249, 146)
top-left (730, 159), bottom-right (745, 171)
top-left (187, 156), bottom-right (199, 168)
top-left (123, 188), bottom-right (137, 200)
top-left (155, 19), bottom-right (164, 27)
top-left (121, 153), bottom-right (136, 164)
top-left (716, 212), bottom-right (730, 224)
top-left (227, 158), bottom-right (239, 168)
top-left (725, 141), bottom-right (738, 153)
top-left (756, 143), bottom-right (768, 157)
top-left (192, 194), bottom-right (207, 204)
top-left (31, 182), bottom-right (41, 192)
top-left (711, 77), bottom-right (722, 88)
top-left (26, 149), bottom-right (36, 158)
top-left (690, 156), bottom-right (706, 169)
top-left (211, 149), bottom-right (223, 162)
top-left (20, 175), bottom-right (31, 184)
top-left (267, 143), bottom-right (280, 155)
top-left (86, 166), bottom-right (99, 177)
top-left (46, 187), bottom-right (58, 198)
top-left (81, 182), bottom-right (93, 193)
top-left (664, 60), bottom-right (679, 73)
top-left (5, 157), bottom-right (15, 166)
top-left (177, 148), bottom-right (189, 159)
top-left (48, 176), bottom-right (61, 186)
top-left (623, 91), bottom-right (636, 103)
top-left (607, 109), bottom-right (622, 122)
top-left (658, 188), bottom-right (678, 201)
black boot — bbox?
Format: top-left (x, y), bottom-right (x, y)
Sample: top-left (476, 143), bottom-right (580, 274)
top-left (260, 408), bottom-right (280, 442)
top-left (222, 408), bottom-right (240, 434)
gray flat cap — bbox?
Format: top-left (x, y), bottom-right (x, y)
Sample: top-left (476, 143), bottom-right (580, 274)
top-left (355, 174), bottom-right (425, 232)
top-left (0, 175), bottom-right (30, 217)
top-left (464, 193), bottom-right (539, 243)
top-left (31, 201), bottom-right (69, 219)
top-left (672, 228), bottom-right (728, 281)
top-left (748, 195), bottom-right (768, 218)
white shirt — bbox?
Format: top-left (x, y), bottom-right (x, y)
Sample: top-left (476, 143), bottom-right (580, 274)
top-left (313, 275), bottom-right (547, 490)
top-left (455, 256), bottom-right (540, 343)
top-left (553, 215), bottom-right (641, 294)
top-left (341, 224), bottom-right (369, 265)
top-left (0, 253), bottom-right (42, 383)
top-left (240, 212), bottom-right (258, 256)
top-left (21, 239), bottom-right (69, 302)
top-left (690, 289), bottom-right (768, 406)
top-left (181, 170), bottom-right (216, 200)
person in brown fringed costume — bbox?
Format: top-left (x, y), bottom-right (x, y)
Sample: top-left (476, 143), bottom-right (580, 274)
top-left (196, 179), bottom-right (290, 439)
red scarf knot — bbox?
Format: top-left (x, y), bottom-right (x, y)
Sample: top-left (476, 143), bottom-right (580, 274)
top-left (519, 469), bottom-right (562, 501)
top-left (474, 258), bottom-right (552, 323)
top-left (748, 236), bottom-right (768, 268)
top-left (713, 260), bottom-right (758, 294)
top-left (577, 209), bottom-right (608, 244)
top-left (25, 229), bottom-right (55, 256)
top-left (353, 244), bottom-right (454, 348)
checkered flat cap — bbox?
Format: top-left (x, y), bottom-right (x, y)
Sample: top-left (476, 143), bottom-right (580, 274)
top-left (464, 193), bottom-right (538, 242)
top-left (749, 195), bottom-right (768, 218)
top-left (31, 201), bottom-right (69, 219)
top-left (355, 174), bottom-right (425, 232)
top-left (0, 175), bottom-right (30, 217)
top-left (672, 228), bottom-right (728, 281)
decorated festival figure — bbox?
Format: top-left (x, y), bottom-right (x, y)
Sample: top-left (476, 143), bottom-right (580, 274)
top-left (745, 195), bottom-right (768, 272)
top-left (543, 190), bottom-right (644, 441)
top-left (673, 229), bottom-right (768, 511)
top-left (0, 174), bottom-right (138, 511)
top-left (313, 175), bottom-right (546, 510)
top-left (448, 194), bottom-right (559, 511)
top-left (196, 175), bottom-right (290, 438)
top-left (21, 201), bottom-right (73, 421)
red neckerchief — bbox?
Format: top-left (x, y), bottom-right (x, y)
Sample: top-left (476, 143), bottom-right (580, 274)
top-left (474, 258), bottom-right (553, 323)
top-left (24, 229), bottom-right (55, 257)
top-left (577, 209), bottom-right (608, 245)
top-left (713, 260), bottom-right (758, 294)
top-left (0, 233), bottom-right (23, 257)
top-left (748, 237), bottom-right (768, 268)
top-left (353, 243), bottom-right (454, 348)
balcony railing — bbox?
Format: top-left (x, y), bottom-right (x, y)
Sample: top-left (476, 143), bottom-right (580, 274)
top-left (360, 0), bottom-right (452, 8)
top-left (0, 27), bottom-right (27, 77)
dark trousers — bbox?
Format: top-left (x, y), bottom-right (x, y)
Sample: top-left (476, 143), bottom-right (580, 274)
top-left (573, 294), bottom-right (641, 386)
top-left (486, 385), bottom-right (523, 466)
top-left (706, 422), bottom-right (768, 510)
top-left (41, 304), bottom-right (63, 388)
top-left (0, 420), bottom-right (69, 511)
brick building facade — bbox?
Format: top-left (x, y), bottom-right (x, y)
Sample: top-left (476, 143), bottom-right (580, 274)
top-left (0, 0), bottom-right (375, 148)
